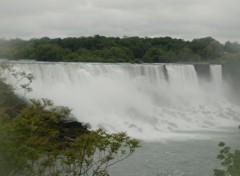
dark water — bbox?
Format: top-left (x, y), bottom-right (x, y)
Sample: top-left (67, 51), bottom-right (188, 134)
top-left (109, 128), bottom-right (240, 176)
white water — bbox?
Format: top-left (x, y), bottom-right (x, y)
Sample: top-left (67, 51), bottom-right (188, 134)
top-left (10, 61), bottom-right (240, 140)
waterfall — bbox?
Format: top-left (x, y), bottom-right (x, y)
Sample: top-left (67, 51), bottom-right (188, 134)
top-left (210, 65), bottom-right (222, 92)
top-left (9, 61), bottom-right (240, 139)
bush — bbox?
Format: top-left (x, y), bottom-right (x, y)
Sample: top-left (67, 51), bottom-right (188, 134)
top-left (214, 139), bottom-right (240, 176)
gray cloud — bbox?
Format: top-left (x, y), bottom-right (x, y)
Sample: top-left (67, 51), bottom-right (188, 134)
top-left (0, 0), bottom-right (239, 43)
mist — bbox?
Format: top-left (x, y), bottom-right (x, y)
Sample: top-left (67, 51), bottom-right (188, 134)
top-left (10, 61), bottom-right (240, 140)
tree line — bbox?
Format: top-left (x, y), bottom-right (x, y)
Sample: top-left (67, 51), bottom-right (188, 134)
top-left (0, 35), bottom-right (240, 63)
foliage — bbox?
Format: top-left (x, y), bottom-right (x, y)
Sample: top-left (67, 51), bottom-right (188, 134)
top-left (143, 47), bottom-right (167, 63)
top-left (189, 37), bottom-right (224, 60)
top-left (224, 42), bottom-right (240, 53)
top-left (62, 129), bottom-right (139, 176)
top-left (0, 99), bottom-right (140, 176)
top-left (0, 62), bottom-right (34, 116)
top-left (0, 99), bottom-right (73, 175)
top-left (214, 53), bottom-right (240, 65)
top-left (1, 36), bottom-right (239, 63)
top-left (0, 62), bottom-right (34, 93)
top-left (214, 141), bottom-right (240, 176)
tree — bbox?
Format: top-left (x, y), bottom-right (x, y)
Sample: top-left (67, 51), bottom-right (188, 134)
top-left (189, 37), bottom-right (224, 60)
top-left (120, 37), bottom-right (151, 59)
top-left (224, 41), bottom-right (240, 53)
top-left (33, 44), bottom-right (70, 61)
top-left (0, 62), bottom-right (35, 175)
top-left (0, 62), bottom-right (34, 115)
top-left (214, 141), bottom-right (240, 176)
top-left (178, 47), bottom-right (201, 61)
top-left (0, 98), bottom-right (140, 176)
top-left (95, 47), bottom-right (134, 62)
top-left (63, 129), bottom-right (139, 176)
top-left (143, 47), bottom-right (169, 63)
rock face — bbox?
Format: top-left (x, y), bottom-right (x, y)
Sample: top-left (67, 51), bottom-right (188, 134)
top-left (56, 106), bottom-right (89, 139)
top-left (59, 120), bottom-right (89, 140)
top-left (222, 63), bottom-right (240, 104)
top-left (194, 64), bottom-right (211, 82)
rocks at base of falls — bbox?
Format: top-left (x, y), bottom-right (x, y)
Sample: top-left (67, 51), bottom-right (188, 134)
top-left (57, 106), bottom-right (90, 140)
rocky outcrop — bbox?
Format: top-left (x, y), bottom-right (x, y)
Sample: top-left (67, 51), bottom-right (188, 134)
top-left (194, 64), bottom-right (211, 82)
top-left (222, 63), bottom-right (240, 104)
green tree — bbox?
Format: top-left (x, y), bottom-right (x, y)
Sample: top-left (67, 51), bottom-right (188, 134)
top-left (214, 141), bottom-right (240, 176)
top-left (189, 37), bottom-right (224, 60)
top-left (224, 41), bottom-right (240, 53)
top-left (0, 99), bottom-right (140, 176)
top-left (33, 44), bottom-right (70, 61)
top-left (63, 129), bottom-right (139, 176)
top-left (178, 47), bottom-right (201, 61)
top-left (120, 37), bottom-right (151, 59)
top-left (95, 47), bottom-right (134, 62)
top-left (143, 47), bottom-right (169, 63)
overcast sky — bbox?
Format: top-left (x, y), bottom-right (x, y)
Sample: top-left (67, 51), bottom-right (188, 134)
top-left (0, 0), bottom-right (239, 43)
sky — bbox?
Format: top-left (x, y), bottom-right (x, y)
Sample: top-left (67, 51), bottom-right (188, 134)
top-left (0, 0), bottom-right (240, 43)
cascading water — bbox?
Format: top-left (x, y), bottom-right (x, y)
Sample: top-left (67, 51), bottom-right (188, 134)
top-left (9, 61), bottom-right (240, 139)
